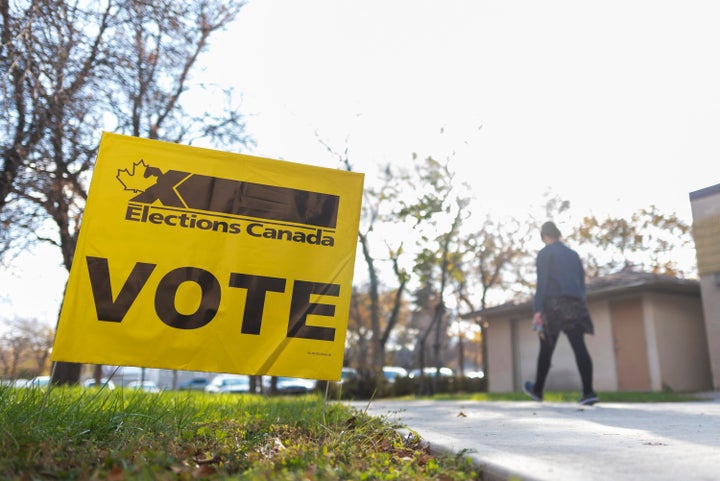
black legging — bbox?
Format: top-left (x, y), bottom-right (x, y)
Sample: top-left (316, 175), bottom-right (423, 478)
top-left (534, 325), bottom-right (594, 396)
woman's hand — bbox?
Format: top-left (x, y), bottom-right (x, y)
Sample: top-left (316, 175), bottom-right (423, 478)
top-left (532, 312), bottom-right (544, 328)
top-left (532, 312), bottom-right (545, 339)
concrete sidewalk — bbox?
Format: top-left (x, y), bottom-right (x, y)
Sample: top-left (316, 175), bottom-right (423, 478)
top-left (349, 395), bottom-right (720, 481)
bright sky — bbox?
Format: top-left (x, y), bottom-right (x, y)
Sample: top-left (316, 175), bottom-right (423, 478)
top-left (213, 0), bottom-right (720, 220)
top-left (2, 0), bottom-right (719, 325)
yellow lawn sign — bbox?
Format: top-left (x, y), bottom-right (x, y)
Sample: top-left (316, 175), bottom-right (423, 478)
top-left (51, 133), bottom-right (364, 381)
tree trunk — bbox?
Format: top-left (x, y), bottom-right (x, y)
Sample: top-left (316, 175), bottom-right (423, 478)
top-left (458, 333), bottom-right (465, 377)
top-left (51, 361), bottom-right (81, 385)
top-left (51, 276), bottom-right (82, 385)
top-left (93, 364), bottom-right (102, 383)
top-left (358, 233), bottom-right (383, 389)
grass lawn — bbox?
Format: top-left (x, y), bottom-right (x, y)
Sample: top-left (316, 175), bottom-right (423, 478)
top-left (0, 384), bottom-right (480, 480)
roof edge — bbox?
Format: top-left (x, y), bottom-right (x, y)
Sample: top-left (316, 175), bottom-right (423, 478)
top-left (462, 273), bottom-right (700, 320)
top-left (690, 183), bottom-right (720, 201)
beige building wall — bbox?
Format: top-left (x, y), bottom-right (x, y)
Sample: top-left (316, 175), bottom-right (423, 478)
top-left (528, 322), bottom-right (579, 392)
top-left (514, 316), bottom-right (555, 389)
top-left (519, 300), bottom-right (619, 393)
top-left (587, 300), bottom-right (617, 391)
top-left (484, 290), bottom-right (708, 394)
top-left (486, 300), bottom-right (619, 394)
top-left (491, 314), bottom-right (598, 393)
top-left (650, 293), bottom-right (712, 391)
top-left (486, 317), bottom-right (514, 392)
top-left (699, 275), bottom-right (720, 389)
top-left (690, 184), bottom-right (720, 389)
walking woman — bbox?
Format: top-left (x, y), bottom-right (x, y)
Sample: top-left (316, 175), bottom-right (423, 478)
top-left (523, 221), bottom-right (598, 405)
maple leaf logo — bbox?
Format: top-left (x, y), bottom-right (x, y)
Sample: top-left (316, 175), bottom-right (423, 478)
top-left (116, 160), bottom-right (158, 193)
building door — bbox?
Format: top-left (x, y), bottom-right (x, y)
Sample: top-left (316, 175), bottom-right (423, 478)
top-left (610, 298), bottom-right (650, 390)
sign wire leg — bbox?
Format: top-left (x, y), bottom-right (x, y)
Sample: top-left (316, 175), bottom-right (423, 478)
top-left (322, 379), bottom-right (330, 424)
top-left (102, 365), bottom-right (121, 391)
top-left (40, 361), bottom-right (58, 415)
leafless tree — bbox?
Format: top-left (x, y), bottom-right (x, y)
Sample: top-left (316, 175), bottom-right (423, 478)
top-left (0, 317), bottom-right (53, 378)
top-left (319, 136), bottom-right (412, 384)
top-left (1, 0), bottom-right (250, 384)
top-left (0, 327), bottom-right (29, 378)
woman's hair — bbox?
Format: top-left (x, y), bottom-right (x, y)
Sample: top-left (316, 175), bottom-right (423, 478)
top-left (541, 221), bottom-right (561, 239)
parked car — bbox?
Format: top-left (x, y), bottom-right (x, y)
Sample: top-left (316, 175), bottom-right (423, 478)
top-left (204, 374), bottom-right (250, 394)
top-left (11, 378), bottom-right (30, 388)
top-left (339, 367), bottom-right (358, 383)
top-left (82, 378), bottom-right (117, 390)
top-left (408, 367), bottom-right (454, 378)
top-left (126, 380), bottom-right (160, 393)
top-left (267, 376), bottom-right (317, 395)
top-left (26, 376), bottom-right (50, 388)
top-left (382, 366), bottom-right (408, 383)
top-left (178, 377), bottom-right (210, 391)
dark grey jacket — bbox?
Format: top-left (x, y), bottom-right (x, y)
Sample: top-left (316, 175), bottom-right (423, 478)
top-left (533, 241), bottom-right (586, 313)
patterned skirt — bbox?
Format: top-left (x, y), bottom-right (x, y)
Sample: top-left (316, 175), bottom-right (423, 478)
top-left (542, 296), bottom-right (594, 337)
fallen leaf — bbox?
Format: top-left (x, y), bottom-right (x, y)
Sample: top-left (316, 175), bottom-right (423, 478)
top-left (192, 464), bottom-right (216, 479)
top-left (417, 454), bottom-right (432, 466)
top-left (345, 416), bottom-right (357, 429)
top-left (194, 454), bottom-right (220, 465)
top-left (107, 464), bottom-right (124, 481)
top-left (273, 437), bottom-right (286, 451)
top-left (170, 465), bottom-right (191, 474)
